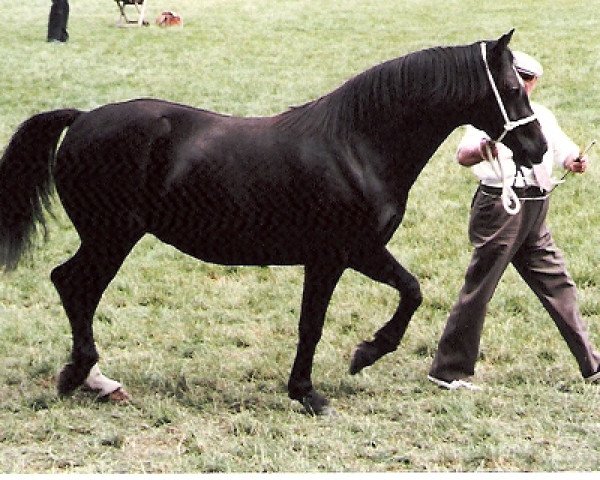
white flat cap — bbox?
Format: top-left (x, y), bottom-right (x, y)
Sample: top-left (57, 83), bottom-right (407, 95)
top-left (513, 51), bottom-right (543, 77)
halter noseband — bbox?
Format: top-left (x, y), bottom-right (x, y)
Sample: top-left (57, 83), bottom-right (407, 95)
top-left (479, 42), bottom-right (539, 215)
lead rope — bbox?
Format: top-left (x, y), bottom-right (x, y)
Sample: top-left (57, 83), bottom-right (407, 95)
top-left (483, 142), bottom-right (521, 215)
top-left (479, 42), bottom-right (538, 215)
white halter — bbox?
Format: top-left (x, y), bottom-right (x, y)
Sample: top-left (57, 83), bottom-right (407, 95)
top-left (479, 42), bottom-right (539, 215)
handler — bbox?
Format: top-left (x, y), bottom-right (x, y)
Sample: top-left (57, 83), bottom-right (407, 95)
top-left (428, 51), bottom-right (600, 390)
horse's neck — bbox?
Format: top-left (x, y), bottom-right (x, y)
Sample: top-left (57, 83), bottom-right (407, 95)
top-left (363, 110), bottom-right (461, 195)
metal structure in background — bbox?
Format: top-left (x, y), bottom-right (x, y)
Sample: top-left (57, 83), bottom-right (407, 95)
top-left (114, 0), bottom-right (149, 27)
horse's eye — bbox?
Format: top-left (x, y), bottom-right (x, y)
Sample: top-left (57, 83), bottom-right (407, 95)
top-left (507, 85), bottom-right (521, 97)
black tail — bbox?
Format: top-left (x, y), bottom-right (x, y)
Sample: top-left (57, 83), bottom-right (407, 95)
top-left (0, 109), bottom-right (82, 271)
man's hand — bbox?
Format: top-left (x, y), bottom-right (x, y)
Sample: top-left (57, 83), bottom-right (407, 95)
top-left (564, 154), bottom-right (588, 174)
top-left (458, 138), bottom-right (497, 167)
top-left (479, 138), bottom-right (498, 161)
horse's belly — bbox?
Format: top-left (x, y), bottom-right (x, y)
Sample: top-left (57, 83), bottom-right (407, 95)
top-left (147, 177), bottom-right (384, 266)
top-left (150, 222), bottom-right (316, 266)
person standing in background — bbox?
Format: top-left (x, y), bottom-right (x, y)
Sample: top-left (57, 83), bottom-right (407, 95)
top-left (48, 0), bottom-right (69, 43)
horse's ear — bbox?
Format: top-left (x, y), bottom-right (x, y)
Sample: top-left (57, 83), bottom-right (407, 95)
top-left (488, 29), bottom-right (515, 66)
top-left (496, 29), bottom-right (515, 50)
top-left (490, 29), bottom-right (514, 56)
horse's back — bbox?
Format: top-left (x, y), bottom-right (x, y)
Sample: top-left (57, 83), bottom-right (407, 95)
top-left (61, 99), bottom-right (224, 147)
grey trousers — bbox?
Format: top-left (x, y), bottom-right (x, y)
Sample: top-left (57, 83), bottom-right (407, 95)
top-left (429, 187), bottom-right (600, 381)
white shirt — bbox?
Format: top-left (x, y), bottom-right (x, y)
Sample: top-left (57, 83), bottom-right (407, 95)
top-left (459, 103), bottom-right (579, 188)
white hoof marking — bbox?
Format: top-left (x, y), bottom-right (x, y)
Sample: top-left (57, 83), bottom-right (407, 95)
top-left (84, 364), bottom-right (122, 397)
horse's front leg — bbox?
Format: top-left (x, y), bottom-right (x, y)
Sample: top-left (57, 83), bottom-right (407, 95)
top-left (348, 247), bottom-right (422, 375)
top-left (288, 261), bottom-right (344, 416)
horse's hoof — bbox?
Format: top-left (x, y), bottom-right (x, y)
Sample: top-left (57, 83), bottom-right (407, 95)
top-left (349, 341), bottom-right (380, 375)
top-left (300, 389), bottom-right (336, 416)
top-left (99, 387), bottom-right (131, 404)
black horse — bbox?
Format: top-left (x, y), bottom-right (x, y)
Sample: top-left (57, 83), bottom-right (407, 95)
top-left (0, 31), bottom-right (545, 414)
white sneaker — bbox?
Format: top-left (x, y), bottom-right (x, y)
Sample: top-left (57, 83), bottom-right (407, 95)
top-left (428, 375), bottom-right (482, 391)
top-left (584, 371), bottom-right (600, 384)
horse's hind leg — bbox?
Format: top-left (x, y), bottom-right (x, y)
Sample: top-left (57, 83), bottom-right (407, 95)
top-left (349, 247), bottom-right (422, 375)
top-left (51, 233), bottom-right (140, 397)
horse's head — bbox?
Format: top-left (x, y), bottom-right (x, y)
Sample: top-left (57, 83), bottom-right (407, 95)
top-left (472, 30), bottom-right (547, 167)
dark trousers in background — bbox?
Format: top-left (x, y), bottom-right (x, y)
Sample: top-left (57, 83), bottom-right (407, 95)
top-left (48, 0), bottom-right (69, 42)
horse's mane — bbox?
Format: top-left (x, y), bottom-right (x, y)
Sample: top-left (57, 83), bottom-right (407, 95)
top-left (275, 42), bottom-right (488, 137)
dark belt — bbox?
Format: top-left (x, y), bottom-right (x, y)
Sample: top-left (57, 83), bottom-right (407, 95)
top-left (479, 184), bottom-right (547, 198)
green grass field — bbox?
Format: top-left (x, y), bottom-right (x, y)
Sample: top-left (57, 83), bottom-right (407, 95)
top-left (1, 0), bottom-right (600, 473)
